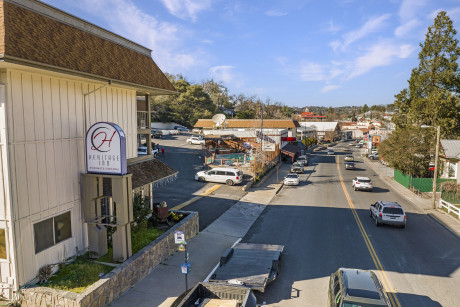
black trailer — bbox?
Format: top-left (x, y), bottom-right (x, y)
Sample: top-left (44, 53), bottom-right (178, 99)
top-left (208, 243), bottom-right (284, 292)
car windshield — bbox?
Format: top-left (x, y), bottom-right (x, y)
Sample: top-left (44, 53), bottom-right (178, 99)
top-left (286, 174), bottom-right (298, 178)
top-left (383, 207), bottom-right (404, 215)
top-left (359, 179), bottom-right (371, 183)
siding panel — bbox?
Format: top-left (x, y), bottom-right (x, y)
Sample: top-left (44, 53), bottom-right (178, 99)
top-left (32, 75), bottom-right (45, 141)
top-left (22, 74), bottom-right (35, 142)
top-left (36, 142), bottom-right (48, 213)
top-left (51, 79), bottom-right (61, 139)
top-left (14, 145), bottom-right (29, 219)
top-left (42, 77), bottom-right (53, 140)
top-left (25, 144), bottom-right (40, 215)
top-left (60, 80), bottom-right (69, 139)
top-left (10, 72), bottom-right (25, 143)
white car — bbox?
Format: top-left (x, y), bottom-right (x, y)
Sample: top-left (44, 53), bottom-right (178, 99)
top-left (327, 149), bottom-right (334, 155)
top-left (137, 146), bottom-right (158, 157)
top-left (169, 129), bottom-right (180, 135)
top-left (297, 155), bottom-right (308, 166)
top-left (370, 201), bottom-right (406, 228)
top-left (195, 167), bottom-right (243, 186)
top-left (192, 128), bottom-right (202, 134)
top-left (284, 174), bottom-right (300, 186)
top-left (187, 136), bottom-right (205, 145)
top-left (352, 177), bottom-right (373, 191)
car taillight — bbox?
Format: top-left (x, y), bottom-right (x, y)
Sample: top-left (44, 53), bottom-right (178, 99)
top-left (379, 213), bottom-right (382, 218)
top-left (236, 177), bottom-right (239, 180)
top-left (356, 182), bottom-right (360, 184)
top-left (404, 215), bottom-right (407, 220)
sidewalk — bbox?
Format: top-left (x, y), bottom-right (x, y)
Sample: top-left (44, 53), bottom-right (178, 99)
top-left (362, 157), bottom-right (460, 236)
top-left (108, 163), bottom-right (292, 307)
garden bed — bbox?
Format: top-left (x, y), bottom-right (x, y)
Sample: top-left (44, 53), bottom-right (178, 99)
top-left (20, 210), bottom-right (199, 307)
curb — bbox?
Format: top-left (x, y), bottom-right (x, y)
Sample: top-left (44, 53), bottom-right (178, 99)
top-left (242, 180), bottom-right (253, 191)
top-left (253, 162), bottom-right (282, 188)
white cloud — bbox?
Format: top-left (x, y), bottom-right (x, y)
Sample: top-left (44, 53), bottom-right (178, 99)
top-left (348, 42), bottom-right (415, 79)
top-left (327, 20), bottom-right (341, 33)
top-left (399, 0), bottom-right (427, 21)
top-left (300, 62), bottom-right (327, 81)
top-left (340, 14), bottom-right (391, 50)
top-left (209, 65), bottom-right (236, 84)
top-left (394, 19), bottom-right (420, 37)
top-left (69, 0), bottom-right (202, 73)
top-left (321, 85), bottom-right (341, 93)
top-left (265, 9), bottom-right (288, 17)
top-left (159, 0), bottom-right (212, 22)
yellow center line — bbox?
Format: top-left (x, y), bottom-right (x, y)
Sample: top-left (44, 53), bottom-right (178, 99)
top-left (336, 156), bottom-right (401, 307)
top-left (171, 184), bottom-right (222, 210)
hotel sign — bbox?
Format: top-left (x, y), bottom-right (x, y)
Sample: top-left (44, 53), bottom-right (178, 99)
top-left (85, 122), bottom-right (127, 175)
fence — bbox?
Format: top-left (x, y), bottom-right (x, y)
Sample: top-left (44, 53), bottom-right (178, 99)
top-left (394, 170), bottom-right (455, 193)
top-left (439, 199), bottom-right (460, 219)
top-left (441, 190), bottom-right (460, 204)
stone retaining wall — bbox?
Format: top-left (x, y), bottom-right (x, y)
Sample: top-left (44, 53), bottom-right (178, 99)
top-left (20, 211), bottom-right (199, 307)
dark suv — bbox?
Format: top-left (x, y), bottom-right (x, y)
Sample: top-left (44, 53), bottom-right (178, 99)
top-left (328, 268), bottom-right (391, 307)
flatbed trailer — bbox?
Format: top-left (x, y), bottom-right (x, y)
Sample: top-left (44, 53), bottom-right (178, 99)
top-left (208, 243), bottom-right (284, 292)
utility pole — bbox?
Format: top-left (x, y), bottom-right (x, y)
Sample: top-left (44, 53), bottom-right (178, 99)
top-left (432, 125), bottom-right (441, 209)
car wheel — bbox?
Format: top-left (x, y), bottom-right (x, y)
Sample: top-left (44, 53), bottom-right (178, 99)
top-left (198, 177), bottom-right (205, 182)
top-left (226, 179), bottom-right (234, 186)
top-left (354, 186), bottom-right (357, 191)
top-left (375, 217), bottom-right (380, 226)
top-left (370, 210), bottom-right (373, 217)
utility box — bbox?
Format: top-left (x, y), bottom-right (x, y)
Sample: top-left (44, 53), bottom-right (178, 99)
top-left (88, 225), bottom-right (108, 258)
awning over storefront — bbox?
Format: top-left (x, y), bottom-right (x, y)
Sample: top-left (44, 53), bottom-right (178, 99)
top-left (128, 158), bottom-right (178, 189)
top-left (204, 134), bottom-right (236, 141)
top-left (281, 143), bottom-right (300, 157)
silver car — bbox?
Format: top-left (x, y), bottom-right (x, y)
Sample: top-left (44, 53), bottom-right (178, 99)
top-left (352, 177), bottom-right (373, 191)
top-left (284, 174), bottom-right (300, 186)
top-left (370, 201), bottom-right (406, 228)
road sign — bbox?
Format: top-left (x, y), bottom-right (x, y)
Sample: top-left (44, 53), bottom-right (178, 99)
top-left (181, 263), bottom-right (191, 274)
top-left (174, 231), bottom-right (185, 244)
top-left (178, 244), bottom-right (185, 251)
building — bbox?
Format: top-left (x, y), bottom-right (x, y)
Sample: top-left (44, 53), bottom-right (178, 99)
top-left (194, 119), bottom-right (300, 139)
top-left (440, 140), bottom-right (460, 183)
top-left (0, 0), bottom-right (177, 298)
top-left (299, 122), bottom-right (340, 142)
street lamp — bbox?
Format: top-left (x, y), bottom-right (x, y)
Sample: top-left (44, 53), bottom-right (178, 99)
top-left (421, 125), bottom-right (441, 209)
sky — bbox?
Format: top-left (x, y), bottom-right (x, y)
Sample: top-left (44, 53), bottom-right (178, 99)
top-left (41, 0), bottom-right (460, 108)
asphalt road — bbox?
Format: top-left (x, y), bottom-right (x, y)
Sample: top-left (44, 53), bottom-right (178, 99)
top-left (242, 143), bottom-right (460, 307)
top-left (151, 132), bottom-right (247, 230)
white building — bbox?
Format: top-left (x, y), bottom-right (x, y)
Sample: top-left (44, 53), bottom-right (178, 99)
top-left (0, 0), bottom-right (176, 298)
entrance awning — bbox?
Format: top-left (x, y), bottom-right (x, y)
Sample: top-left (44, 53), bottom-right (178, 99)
top-left (128, 158), bottom-right (178, 189)
top-left (280, 143), bottom-right (300, 157)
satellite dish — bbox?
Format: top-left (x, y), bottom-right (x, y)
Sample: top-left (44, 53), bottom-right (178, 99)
top-left (212, 113), bottom-right (226, 128)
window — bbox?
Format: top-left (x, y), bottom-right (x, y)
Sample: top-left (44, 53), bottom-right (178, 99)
top-left (208, 171), bottom-right (216, 175)
top-left (34, 212), bottom-right (72, 254)
top-left (216, 171), bottom-right (226, 175)
top-left (0, 229), bottom-right (6, 259)
top-left (382, 207), bottom-right (404, 215)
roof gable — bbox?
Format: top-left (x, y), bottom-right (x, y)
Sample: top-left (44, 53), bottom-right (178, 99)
top-left (0, 0), bottom-right (176, 94)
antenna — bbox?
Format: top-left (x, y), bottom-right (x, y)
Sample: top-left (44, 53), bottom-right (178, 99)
top-left (212, 113), bottom-right (226, 129)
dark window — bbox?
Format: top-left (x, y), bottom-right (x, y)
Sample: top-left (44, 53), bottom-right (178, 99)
top-left (225, 171), bottom-right (236, 176)
top-left (34, 212), bottom-right (72, 254)
top-left (208, 171), bottom-right (216, 175)
top-left (216, 171), bottom-right (226, 175)
top-left (34, 219), bottom-right (54, 253)
top-left (0, 229), bottom-right (6, 259)
top-left (360, 179), bottom-right (371, 183)
top-left (383, 207), bottom-right (404, 215)
top-left (54, 212), bottom-right (72, 244)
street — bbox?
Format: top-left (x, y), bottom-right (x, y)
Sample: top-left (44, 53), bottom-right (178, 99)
top-left (241, 143), bottom-right (460, 306)
top-left (147, 135), bottom-right (460, 306)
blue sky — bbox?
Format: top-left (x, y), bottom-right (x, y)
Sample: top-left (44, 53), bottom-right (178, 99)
top-left (42, 0), bottom-right (460, 108)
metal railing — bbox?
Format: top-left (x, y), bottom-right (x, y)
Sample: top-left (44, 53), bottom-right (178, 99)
top-left (439, 199), bottom-right (460, 219)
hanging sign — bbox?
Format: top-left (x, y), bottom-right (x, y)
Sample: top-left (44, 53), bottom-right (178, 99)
top-left (262, 143), bottom-right (276, 152)
top-left (85, 122), bottom-right (127, 175)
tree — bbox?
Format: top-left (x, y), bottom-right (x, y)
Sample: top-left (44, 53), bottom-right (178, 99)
top-left (362, 104), bottom-right (369, 114)
top-left (393, 11), bottom-right (460, 137)
top-left (201, 79), bottom-right (229, 109)
top-left (378, 127), bottom-right (435, 177)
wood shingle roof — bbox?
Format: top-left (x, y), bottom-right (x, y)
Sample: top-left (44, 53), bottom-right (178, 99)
top-left (0, 0), bottom-right (176, 94)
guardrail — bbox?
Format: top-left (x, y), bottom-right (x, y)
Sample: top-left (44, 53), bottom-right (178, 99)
top-left (439, 199), bottom-right (460, 219)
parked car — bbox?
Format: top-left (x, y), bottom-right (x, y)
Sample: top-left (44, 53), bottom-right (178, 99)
top-left (369, 153), bottom-right (379, 160)
top-left (187, 136), bottom-right (205, 145)
top-left (192, 128), bottom-right (202, 134)
top-left (345, 162), bottom-right (355, 170)
top-left (344, 155), bottom-right (354, 162)
top-left (370, 201), bottom-right (406, 228)
top-left (169, 129), bottom-right (180, 135)
top-left (344, 147), bottom-right (351, 152)
top-left (290, 162), bottom-right (304, 174)
top-left (176, 127), bottom-right (189, 132)
top-left (284, 174), bottom-right (300, 186)
top-left (137, 146), bottom-right (158, 157)
top-left (371, 149), bottom-right (378, 155)
top-left (355, 144), bottom-right (363, 148)
top-left (327, 149), bottom-right (334, 155)
top-left (297, 155), bottom-right (308, 166)
top-left (195, 167), bottom-right (243, 186)
top-left (352, 177), bottom-right (373, 191)
top-left (152, 130), bottom-right (163, 138)
top-left (328, 268), bottom-right (391, 307)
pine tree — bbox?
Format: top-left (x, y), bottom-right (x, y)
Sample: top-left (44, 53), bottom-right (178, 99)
top-left (394, 11), bottom-right (460, 137)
